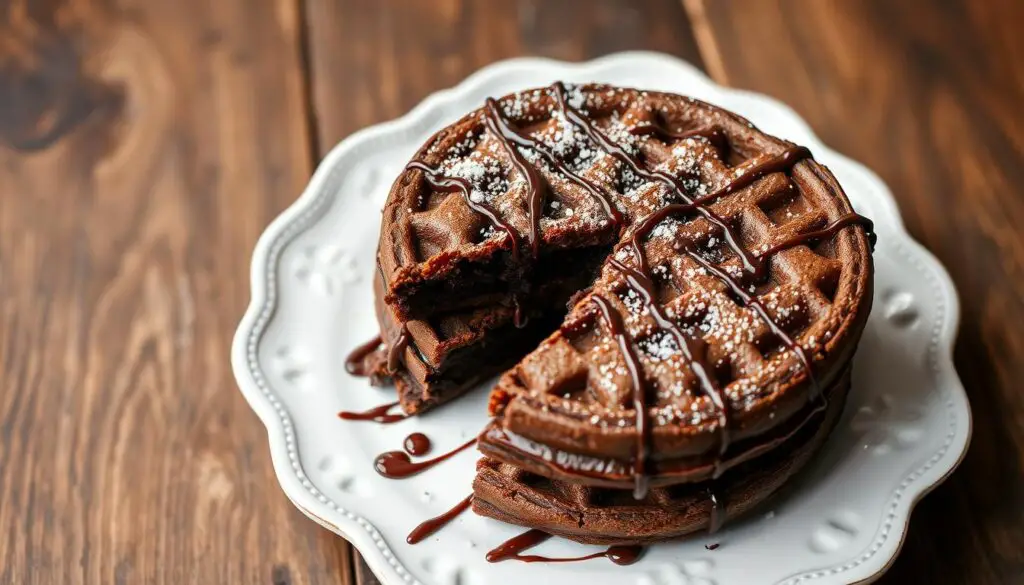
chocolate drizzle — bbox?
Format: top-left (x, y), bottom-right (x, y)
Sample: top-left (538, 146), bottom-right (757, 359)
top-left (374, 438), bottom-right (477, 479)
top-left (629, 122), bottom-right (729, 155)
top-left (708, 488), bottom-right (726, 534)
top-left (338, 401), bottom-right (408, 424)
top-left (685, 250), bottom-right (818, 399)
top-left (386, 325), bottom-right (410, 374)
top-left (590, 294), bottom-right (651, 499)
top-left (407, 494), bottom-right (474, 544)
top-left (484, 98), bottom-right (548, 258)
top-left (485, 529), bottom-right (551, 562)
top-left (486, 529), bottom-right (643, 565)
top-left (607, 256), bottom-right (731, 478)
top-left (406, 160), bottom-right (522, 261)
top-left (624, 144), bottom-right (814, 278)
top-left (757, 213), bottom-right (876, 260)
top-left (512, 295), bottom-right (528, 329)
top-left (484, 96), bottom-right (623, 229)
top-left (683, 212), bottom-right (874, 404)
top-left (345, 335), bottom-right (383, 376)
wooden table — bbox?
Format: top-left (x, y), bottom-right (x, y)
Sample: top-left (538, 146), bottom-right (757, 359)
top-left (3, 1), bottom-right (1022, 583)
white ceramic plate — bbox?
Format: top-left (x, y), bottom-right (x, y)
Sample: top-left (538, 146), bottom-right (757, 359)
top-left (232, 52), bottom-right (971, 585)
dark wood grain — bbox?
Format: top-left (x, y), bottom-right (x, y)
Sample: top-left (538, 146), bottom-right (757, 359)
top-left (5, 0), bottom-right (1021, 583)
top-left (304, 0), bottom-right (704, 151)
top-left (301, 1), bottom-right (704, 582)
top-left (684, 0), bottom-right (1024, 583)
top-left (0, 0), bottom-right (353, 583)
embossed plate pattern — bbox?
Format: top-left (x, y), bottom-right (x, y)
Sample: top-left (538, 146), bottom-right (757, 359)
top-left (231, 52), bottom-right (971, 585)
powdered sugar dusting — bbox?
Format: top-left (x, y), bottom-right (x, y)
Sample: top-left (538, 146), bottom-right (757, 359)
top-left (440, 150), bottom-right (508, 203)
top-left (638, 330), bottom-right (680, 362)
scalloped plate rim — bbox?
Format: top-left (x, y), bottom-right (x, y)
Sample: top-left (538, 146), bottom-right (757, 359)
top-left (231, 51), bottom-right (971, 585)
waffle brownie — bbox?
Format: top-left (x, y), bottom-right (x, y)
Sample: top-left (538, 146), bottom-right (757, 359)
top-left (363, 83), bottom-right (873, 542)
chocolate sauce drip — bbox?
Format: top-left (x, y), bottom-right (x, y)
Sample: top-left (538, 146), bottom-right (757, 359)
top-left (486, 529), bottom-right (643, 565)
top-left (374, 438), bottom-right (477, 479)
top-left (629, 123), bottom-right (729, 155)
top-left (484, 97), bottom-right (623, 228)
top-left (609, 256), bottom-right (731, 475)
top-left (552, 81), bottom-right (761, 273)
top-left (406, 494), bottom-right (473, 544)
top-left (591, 294), bottom-right (651, 499)
top-left (344, 335), bottom-right (383, 376)
top-left (338, 401), bottom-right (408, 424)
top-left (486, 529), bottom-right (551, 562)
top-left (708, 488), bottom-right (727, 534)
top-left (598, 545), bottom-right (645, 566)
top-left (386, 325), bottom-right (410, 374)
top-left (484, 98), bottom-right (548, 258)
top-left (757, 213), bottom-right (876, 260)
top-left (499, 546), bottom-right (644, 565)
top-left (403, 432), bottom-right (431, 456)
top-left (713, 145), bottom-right (812, 213)
top-left (512, 296), bottom-right (528, 329)
top-left (406, 160), bottom-right (521, 261)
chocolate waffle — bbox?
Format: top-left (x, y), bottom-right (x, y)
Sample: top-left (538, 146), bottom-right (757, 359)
top-left (368, 82), bottom-right (873, 542)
